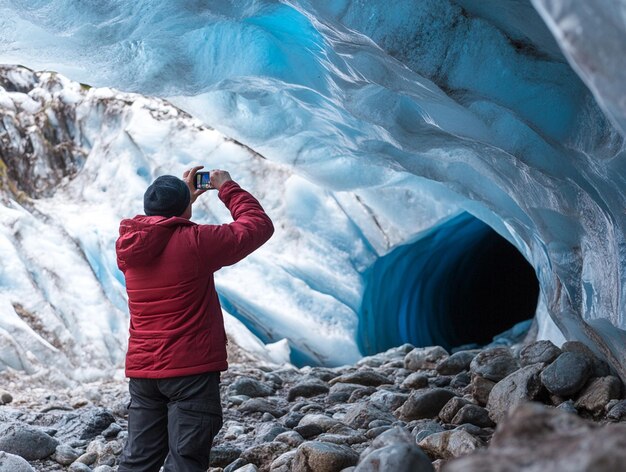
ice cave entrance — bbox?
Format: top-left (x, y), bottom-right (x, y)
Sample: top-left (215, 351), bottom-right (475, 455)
top-left (358, 213), bottom-right (539, 355)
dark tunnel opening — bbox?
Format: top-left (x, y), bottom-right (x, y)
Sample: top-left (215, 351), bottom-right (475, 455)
top-left (358, 212), bottom-right (540, 354)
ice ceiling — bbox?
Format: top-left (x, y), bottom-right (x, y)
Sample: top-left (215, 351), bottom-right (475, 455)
top-left (0, 0), bottom-right (625, 377)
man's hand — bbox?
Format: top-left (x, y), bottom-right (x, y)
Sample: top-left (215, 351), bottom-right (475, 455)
top-left (210, 170), bottom-right (232, 190)
top-left (182, 166), bottom-right (207, 204)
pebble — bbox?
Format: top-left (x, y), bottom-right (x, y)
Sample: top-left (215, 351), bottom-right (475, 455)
top-left (519, 340), bottom-right (561, 366)
top-left (436, 351), bottom-right (478, 375)
top-left (401, 372), bottom-right (429, 389)
top-left (396, 388), bottom-right (456, 421)
top-left (470, 347), bottom-right (520, 382)
top-left (404, 347), bottom-right (449, 371)
top-left (229, 377), bottom-right (275, 398)
top-left (292, 441), bottom-right (359, 472)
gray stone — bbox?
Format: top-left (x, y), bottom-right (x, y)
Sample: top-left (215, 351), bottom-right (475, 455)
top-left (450, 372), bottom-right (471, 389)
top-left (329, 370), bottom-right (390, 387)
top-left (436, 350), bottom-right (478, 375)
top-left (69, 463), bottom-right (92, 472)
top-left (240, 398), bottom-right (287, 418)
top-left (347, 386), bottom-right (377, 403)
top-left (298, 414), bottom-right (343, 432)
top-left (487, 363), bottom-right (544, 423)
top-left (269, 450), bottom-right (297, 472)
top-left (75, 451), bottom-right (98, 465)
top-left (101, 422), bottom-right (122, 439)
top-left (541, 352), bottom-right (592, 397)
top-left (412, 420), bottom-right (445, 442)
top-left (275, 431), bottom-right (304, 447)
top-left (439, 397), bottom-right (471, 424)
top-left (355, 443), bottom-right (434, 472)
top-left (93, 467), bottom-right (115, 472)
top-left (562, 341), bottom-right (610, 377)
top-left (519, 340), bottom-right (561, 367)
top-left (369, 390), bottom-right (409, 412)
top-left (241, 442), bottom-right (290, 470)
top-left (343, 402), bottom-right (395, 429)
top-left (0, 451), bottom-right (35, 472)
top-left (235, 464), bottom-right (258, 472)
top-left (292, 441), bottom-right (359, 472)
top-left (56, 408), bottom-right (116, 441)
top-left (451, 404), bottom-right (495, 428)
top-left (444, 402), bottom-right (626, 472)
top-left (404, 347), bottom-right (449, 371)
top-left (224, 458), bottom-right (248, 472)
top-left (401, 372), bottom-right (429, 389)
top-left (396, 388), bottom-right (456, 421)
top-left (209, 445), bottom-right (243, 468)
top-left (575, 376), bottom-right (622, 415)
top-left (470, 347), bottom-right (520, 382)
top-left (230, 377), bottom-right (275, 397)
top-left (53, 444), bottom-right (81, 466)
top-left (607, 400), bottom-right (626, 421)
top-left (0, 390), bottom-right (12, 405)
top-left (255, 423), bottom-right (288, 443)
top-left (287, 381), bottom-right (330, 401)
top-left (294, 424), bottom-right (324, 439)
top-left (418, 429), bottom-right (484, 460)
top-left (0, 424), bottom-right (58, 460)
top-left (468, 374), bottom-right (496, 406)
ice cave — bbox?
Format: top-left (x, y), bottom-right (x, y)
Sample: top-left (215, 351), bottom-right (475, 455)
top-left (0, 0), bottom-right (625, 381)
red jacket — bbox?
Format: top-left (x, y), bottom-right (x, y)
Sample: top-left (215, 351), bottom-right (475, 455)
top-left (116, 181), bottom-right (274, 378)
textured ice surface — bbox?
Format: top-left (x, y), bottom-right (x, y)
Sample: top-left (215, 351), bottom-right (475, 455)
top-left (0, 1), bottom-right (625, 377)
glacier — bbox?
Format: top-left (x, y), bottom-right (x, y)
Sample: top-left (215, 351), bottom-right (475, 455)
top-left (0, 1), bottom-right (625, 379)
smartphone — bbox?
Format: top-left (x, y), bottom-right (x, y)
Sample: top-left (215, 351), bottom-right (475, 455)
top-left (194, 171), bottom-right (213, 190)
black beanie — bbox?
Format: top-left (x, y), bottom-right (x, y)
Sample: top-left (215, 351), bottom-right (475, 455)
top-left (143, 175), bottom-right (191, 217)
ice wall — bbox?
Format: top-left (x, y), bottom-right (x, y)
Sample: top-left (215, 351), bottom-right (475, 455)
top-left (1, 1), bottom-right (625, 377)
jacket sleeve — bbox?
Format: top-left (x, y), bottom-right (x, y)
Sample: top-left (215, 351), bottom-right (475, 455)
top-left (197, 180), bottom-right (274, 271)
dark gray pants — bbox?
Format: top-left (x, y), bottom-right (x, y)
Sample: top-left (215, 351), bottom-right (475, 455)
top-left (118, 371), bottom-right (223, 472)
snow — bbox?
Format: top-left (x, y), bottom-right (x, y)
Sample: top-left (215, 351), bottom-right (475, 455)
top-left (0, 1), bottom-right (625, 378)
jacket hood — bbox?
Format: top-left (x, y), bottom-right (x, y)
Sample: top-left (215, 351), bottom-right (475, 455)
top-left (116, 215), bottom-right (195, 271)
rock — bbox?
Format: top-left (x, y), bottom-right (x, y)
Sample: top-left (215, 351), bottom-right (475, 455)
top-left (396, 388), bottom-right (456, 421)
top-left (561, 341), bottom-right (610, 377)
top-left (470, 347), bottom-right (520, 382)
top-left (556, 400), bottom-right (578, 415)
top-left (287, 381), bottom-right (330, 401)
top-left (436, 351), bottom-right (478, 375)
top-left (575, 376), bottom-right (622, 415)
top-left (439, 397), bottom-right (471, 424)
top-left (298, 414), bottom-right (343, 432)
top-left (241, 442), bottom-right (290, 470)
top-left (69, 463), bottom-right (92, 472)
top-left (101, 422), bottom-right (122, 439)
top-left (607, 399), bottom-right (626, 421)
top-left (418, 429), bottom-right (484, 459)
top-left (0, 390), bottom-right (12, 405)
top-left (487, 363), bottom-right (544, 423)
top-left (343, 402), bottom-right (395, 429)
top-left (355, 443), bottom-right (434, 472)
top-left (235, 464), bottom-right (258, 472)
top-left (405, 347), bottom-right (449, 371)
top-left (451, 404), bottom-right (495, 428)
top-left (229, 377), bottom-right (275, 397)
top-left (0, 424), bottom-right (58, 460)
top-left (282, 412), bottom-right (304, 428)
top-left (93, 467), bottom-right (115, 472)
top-left (53, 444), bottom-right (81, 466)
top-left (431, 376), bottom-right (452, 387)
top-left (209, 445), bottom-right (243, 468)
top-left (411, 421), bottom-right (444, 443)
top-left (329, 370), bottom-right (390, 387)
top-left (292, 441), bottom-right (359, 472)
top-left (224, 458), bottom-right (248, 472)
top-left (240, 398), bottom-right (287, 418)
top-left (450, 372), bottom-right (471, 389)
top-left (316, 432), bottom-right (367, 446)
top-left (75, 451), bottom-right (98, 465)
top-left (444, 402), bottom-right (626, 472)
top-left (468, 374), bottom-right (496, 405)
top-left (347, 386), bottom-right (377, 403)
top-left (519, 340), bottom-right (561, 367)
top-left (293, 424), bottom-right (323, 440)
top-left (255, 423), bottom-right (288, 443)
top-left (269, 450), bottom-right (297, 472)
top-left (401, 372), bottom-right (429, 389)
top-left (369, 390), bottom-right (409, 411)
top-left (56, 408), bottom-right (116, 442)
top-left (275, 431), bottom-right (304, 447)
top-left (541, 352), bottom-right (592, 397)
top-left (0, 451), bottom-right (35, 472)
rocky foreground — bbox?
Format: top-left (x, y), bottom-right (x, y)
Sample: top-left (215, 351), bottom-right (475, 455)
top-left (1, 340), bottom-right (626, 472)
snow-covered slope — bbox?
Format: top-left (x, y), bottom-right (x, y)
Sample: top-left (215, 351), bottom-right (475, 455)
top-left (0, 0), bottom-right (625, 378)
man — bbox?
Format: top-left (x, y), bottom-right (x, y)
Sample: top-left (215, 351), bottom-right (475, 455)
top-left (115, 166), bottom-right (274, 471)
